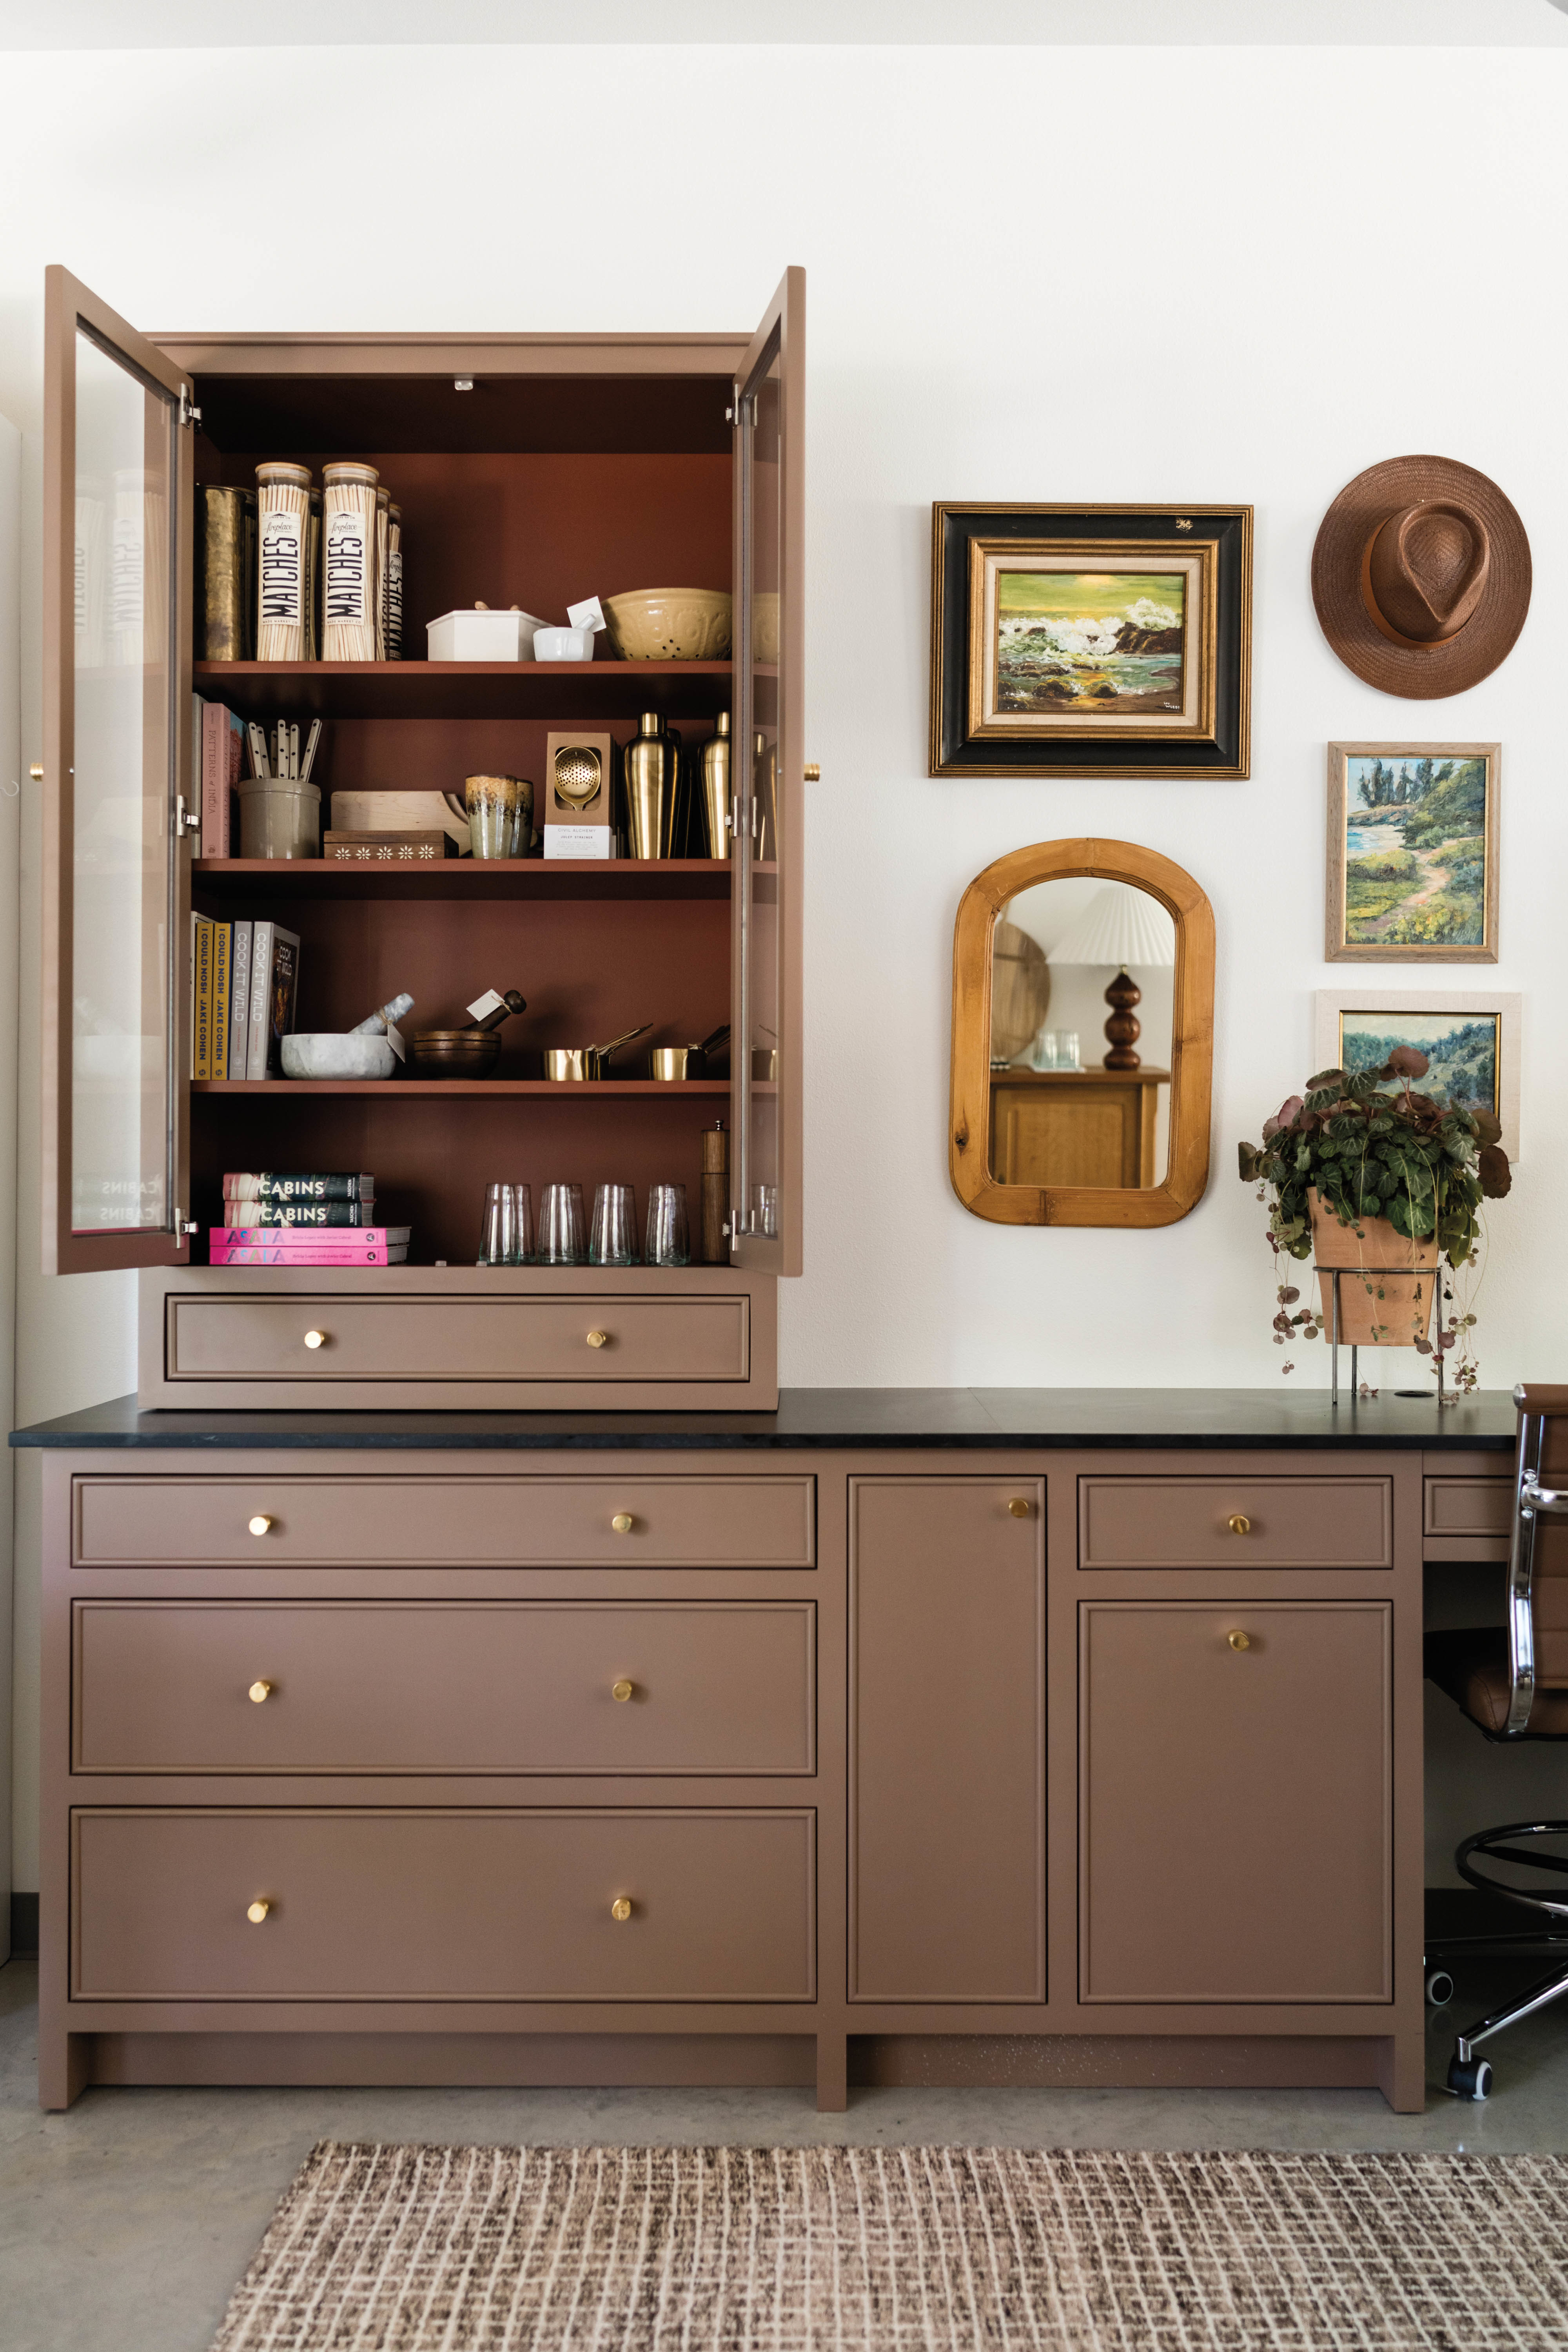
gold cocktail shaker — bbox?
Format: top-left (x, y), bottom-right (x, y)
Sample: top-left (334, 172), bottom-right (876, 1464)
top-left (623, 711), bottom-right (678, 859)
top-left (700, 712), bottom-right (731, 859)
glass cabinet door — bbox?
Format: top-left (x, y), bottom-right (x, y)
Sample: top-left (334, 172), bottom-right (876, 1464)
top-left (730, 267), bottom-right (804, 1275)
top-left (43, 268), bottom-right (194, 1274)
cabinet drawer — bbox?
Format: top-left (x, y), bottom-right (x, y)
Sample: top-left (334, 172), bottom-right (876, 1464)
top-left (1078, 1477), bottom-right (1392, 1569)
top-left (1424, 1477), bottom-right (1512, 1540)
top-left (73, 1809), bottom-right (815, 2002)
top-left (74, 1601), bottom-right (815, 1775)
top-left (71, 1474), bottom-right (816, 1570)
top-left (1080, 1602), bottom-right (1391, 2002)
top-left (165, 1294), bottom-right (749, 1384)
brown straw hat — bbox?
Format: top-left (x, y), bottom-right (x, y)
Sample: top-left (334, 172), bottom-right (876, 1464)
top-left (1311, 454), bottom-right (1530, 698)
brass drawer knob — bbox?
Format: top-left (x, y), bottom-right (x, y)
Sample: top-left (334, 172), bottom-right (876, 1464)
top-left (586, 1329), bottom-right (609, 1349)
top-left (612, 1679), bottom-right (635, 1702)
top-left (247, 1900), bottom-right (271, 1924)
top-left (1228, 1630), bottom-right (1252, 1652)
top-left (248, 1515), bottom-right (274, 1537)
top-left (303, 1329), bottom-right (327, 1350)
top-left (1008, 1498), bottom-right (1031, 1519)
top-left (804, 763), bottom-right (821, 782)
top-left (248, 1680), bottom-right (273, 1704)
top-left (611, 1513), bottom-right (635, 1535)
top-left (610, 1897), bottom-right (633, 1922)
top-left (1227, 1514), bottom-right (1252, 1536)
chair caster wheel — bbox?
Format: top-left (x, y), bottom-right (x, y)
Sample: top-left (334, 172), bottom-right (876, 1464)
top-left (1448, 2056), bottom-right (1493, 2100)
top-left (1425, 1969), bottom-right (1454, 2006)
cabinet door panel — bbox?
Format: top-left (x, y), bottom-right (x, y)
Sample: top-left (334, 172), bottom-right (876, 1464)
top-left (851, 1477), bottom-right (1044, 2000)
top-left (1080, 1601), bottom-right (1391, 2003)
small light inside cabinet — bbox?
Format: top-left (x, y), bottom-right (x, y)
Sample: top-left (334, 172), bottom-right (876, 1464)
top-left (454, 378), bottom-right (474, 392)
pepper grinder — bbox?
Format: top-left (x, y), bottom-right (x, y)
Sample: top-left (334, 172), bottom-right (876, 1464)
top-left (700, 1120), bottom-right (729, 1263)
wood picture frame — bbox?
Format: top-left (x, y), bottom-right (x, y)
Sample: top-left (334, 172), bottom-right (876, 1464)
top-left (1312, 989), bottom-right (1521, 1162)
top-left (1325, 742), bottom-right (1499, 963)
top-left (951, 838), bottom-right (1215, 1228)
top-left (930, 504), bottom-right (1251, 778)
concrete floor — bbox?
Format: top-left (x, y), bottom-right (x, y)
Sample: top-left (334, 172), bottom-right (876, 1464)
top-left (4, 1958), bottom-right (1568, 2352)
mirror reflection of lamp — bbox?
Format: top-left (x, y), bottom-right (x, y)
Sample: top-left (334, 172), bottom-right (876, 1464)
top-left (1049, 886), bottom-right (1175, 1070)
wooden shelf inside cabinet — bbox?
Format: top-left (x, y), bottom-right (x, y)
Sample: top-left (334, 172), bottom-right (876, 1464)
top-left (191, 859), bottom-right (748, 902)
top-left (192, 1079), bottom-right (740, 1098)
top-left (193, 659), bottom-right (735, 722)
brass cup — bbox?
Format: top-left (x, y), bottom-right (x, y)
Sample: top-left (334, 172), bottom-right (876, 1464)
top-left (650, 1047), bottom-right (691, 1082)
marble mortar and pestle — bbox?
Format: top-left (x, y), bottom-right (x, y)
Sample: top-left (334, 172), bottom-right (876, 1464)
top-left (280, 993), bottom-right (414, 1080)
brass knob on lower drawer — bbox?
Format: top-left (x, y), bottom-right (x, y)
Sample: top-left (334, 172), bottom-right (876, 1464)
top-left (248, 1680), bottom-right (273, 1704)
top-left (610, 1898), bottom-right (633, 1922)
top-left (611, 1513), bottom-right (635, 1535)
top-left (1228, 1630), bottom-right (1252, 1652)
top-left (248, 1515), bottom-right (274, 1537)
top-left (586, 1329), bottom-right (609, 1349)
top-left (1008, 1498), bottom-right (1031, 1519)
top-left (247, 1900), bottom-right (271, 1924)
top-left (304, 1330), bottom-right (327, 1350)
top-left (1227, 1514), bottom-right (1252, 1536)
top-left (612, 1679), bottom-right (635, 1702)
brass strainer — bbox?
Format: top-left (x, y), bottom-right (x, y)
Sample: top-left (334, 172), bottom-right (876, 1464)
top-left (553, 746), bottom-right (602, 811)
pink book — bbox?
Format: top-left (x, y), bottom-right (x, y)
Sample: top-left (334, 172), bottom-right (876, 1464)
top-left (207, 1245), bottom-right (402, 1266)
top-left (209, 1225), bottom-right (408, 1258)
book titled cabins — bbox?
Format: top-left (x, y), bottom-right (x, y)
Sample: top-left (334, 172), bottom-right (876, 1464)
top-left (210, 1172), bottom-right (408, 1263)
top-left (190, 918), bottom-right (299, 1079)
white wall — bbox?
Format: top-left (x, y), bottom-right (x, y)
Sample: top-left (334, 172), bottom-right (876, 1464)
top-left (1, 41), bottom-right (1565, 1878)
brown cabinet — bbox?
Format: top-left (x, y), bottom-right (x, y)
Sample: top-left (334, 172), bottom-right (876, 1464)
top-left (40, 266), bottom-right (806, 1406)
top-left (1078, 1601), bottom-right (1392, 2003)
top-left (850, 1477), bottom-right (1045, 2001)
top-left (990, 1069), bottom-right (1167, 1189)
top-left (73, 1807), bottom-right (816, 2002)
top-left (74, 1600), bottom-right (816, 1777)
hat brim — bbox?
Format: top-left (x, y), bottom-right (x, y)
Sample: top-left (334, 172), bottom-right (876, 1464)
top-left (1311, 455), bottom-right (1530, 698)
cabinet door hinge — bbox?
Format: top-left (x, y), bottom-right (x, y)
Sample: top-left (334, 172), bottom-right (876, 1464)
top-left (176, 1215), bottom-right (198, 1237)
top-left (175, 795), bottom-right (200, 835)
top-left (179, 385), bottom-right (202, 430)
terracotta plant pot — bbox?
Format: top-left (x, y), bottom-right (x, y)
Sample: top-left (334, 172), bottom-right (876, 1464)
top-left (1308, 1188), bottom-right (1439, 1346)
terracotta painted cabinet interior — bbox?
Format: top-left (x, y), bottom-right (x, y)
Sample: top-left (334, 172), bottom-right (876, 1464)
top-left (38, 1441), bottom-right (1437, 2113)
top-left (40, 265), bottom-right (806, 1408)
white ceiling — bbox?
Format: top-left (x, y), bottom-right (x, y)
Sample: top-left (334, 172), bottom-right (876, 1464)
top-left (4, 0), bottom-right (1567, 44)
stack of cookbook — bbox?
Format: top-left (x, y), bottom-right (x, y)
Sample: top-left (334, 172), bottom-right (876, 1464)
top-left (209, 1172), bottom-right (410, 1265)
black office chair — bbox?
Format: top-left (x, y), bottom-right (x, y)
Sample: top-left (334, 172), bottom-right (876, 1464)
top-left (1425, 1383), bottom-right (1568, 2098)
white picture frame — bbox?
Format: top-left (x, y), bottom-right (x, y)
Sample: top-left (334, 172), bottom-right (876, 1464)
top-left (1312, 989), bottom-right (1521, 1163)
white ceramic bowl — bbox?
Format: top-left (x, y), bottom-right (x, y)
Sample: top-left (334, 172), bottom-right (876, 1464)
top-left (281, 1033), bottom-right (395, 1080)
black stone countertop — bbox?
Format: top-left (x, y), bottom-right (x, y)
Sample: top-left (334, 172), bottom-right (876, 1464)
top-left (9, 1388), bottom-right (1517, 1452)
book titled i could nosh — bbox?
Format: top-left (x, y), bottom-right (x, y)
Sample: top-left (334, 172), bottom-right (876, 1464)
top-left (224, 1172), bottom-right (375, 1202)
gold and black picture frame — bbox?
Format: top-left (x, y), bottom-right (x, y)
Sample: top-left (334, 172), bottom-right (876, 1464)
top-left (930, 503), bottom-right (1252, 778)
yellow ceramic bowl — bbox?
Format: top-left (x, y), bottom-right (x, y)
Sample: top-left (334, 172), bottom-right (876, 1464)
top-left (603, 588), bottom-right (733, 662)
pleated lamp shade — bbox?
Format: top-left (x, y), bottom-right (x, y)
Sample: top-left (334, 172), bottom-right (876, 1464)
top-left (1049, 884), bottom-right (1175, 971)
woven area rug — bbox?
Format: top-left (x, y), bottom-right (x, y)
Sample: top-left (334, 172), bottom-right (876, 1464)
top-left (211, 2141), bottom-right (1568, 2351)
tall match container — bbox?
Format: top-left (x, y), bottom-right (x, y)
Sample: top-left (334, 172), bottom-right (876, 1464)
top-left (321, 461), bottom-right (380, 661)
top-left (254, 462), bottom-right (312, 661)
top-left (375, 487), bottom-right (390, 659)
top-left (385, 503), bottom-right (403, 659)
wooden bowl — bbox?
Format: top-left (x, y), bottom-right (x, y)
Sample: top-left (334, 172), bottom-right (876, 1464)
top-left (603, 588), bottom-right (732, 662)
top-left (410, 1030), bottom-right (501, 1080)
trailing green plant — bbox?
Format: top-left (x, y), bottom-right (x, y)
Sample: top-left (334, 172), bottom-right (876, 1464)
top-left (1237, 1047), bottom-right (1511, 1389)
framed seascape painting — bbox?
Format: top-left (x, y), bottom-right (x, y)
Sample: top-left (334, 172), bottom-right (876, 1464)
top-left (1312, 991), bottom-right (1520, 1160)
top-left (1326, 742), bottom-right (1499, 962)
top-left (930, 504), bottom-right (1252, 778)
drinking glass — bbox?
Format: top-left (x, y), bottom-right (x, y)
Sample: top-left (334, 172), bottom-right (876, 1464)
top-left (1055, 1030), bottom-right (1080, 1071)
top-left (538, 1181), bottom-right (586, 1264)
top-left (590, 1183), bottom-right (638, 1266)
top-left (479, 1181), bottom-right (532, 1265)
top-left (751, 1182), bottom-right (779, 1241)
top-left (644, 1182), bottom-right (690, 1267)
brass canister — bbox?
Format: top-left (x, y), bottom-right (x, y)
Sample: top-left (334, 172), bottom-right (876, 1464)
top-left (623, 710), bottom-right (679, 860)
top-left (197, 484), bottom-right (255, 662)
top-left (700, 711), bottom-right (731, 859)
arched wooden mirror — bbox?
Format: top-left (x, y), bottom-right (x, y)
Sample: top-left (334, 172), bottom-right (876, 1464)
top-left (950, 838), bottom-right (1214, 1227)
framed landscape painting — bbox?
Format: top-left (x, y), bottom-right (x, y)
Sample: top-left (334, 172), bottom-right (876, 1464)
top-left (1326, 742), bottom-right (1499, 962)
top-left (930, 505), bottom-right (1252, 778)
top-left (1312, 990), bottom-right (1520, 1160)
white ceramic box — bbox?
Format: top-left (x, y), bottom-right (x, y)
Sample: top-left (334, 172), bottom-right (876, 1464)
top-left (425, 608), bottom-right (548, 661)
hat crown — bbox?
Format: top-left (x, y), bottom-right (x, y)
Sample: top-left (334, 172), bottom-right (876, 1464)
top-left (1366, 501), bottom-right (1490, 646)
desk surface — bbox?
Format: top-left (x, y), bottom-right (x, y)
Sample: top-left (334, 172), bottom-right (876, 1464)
top-left (9, 1386), bottom-right (1518, 1451)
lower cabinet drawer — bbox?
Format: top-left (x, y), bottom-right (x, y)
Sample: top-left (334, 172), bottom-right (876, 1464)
top-left (72, 1809), bottom-right (816, 2002)
top-left (1424, 1477), bottom-right (1512, 1540)
top-left (72, 1474), bottom-right (816, 1569)
top-left (73, 1601), bottom-right (815, 1775)
top-left (1079, 1477), bottom-right (1393, 1568)
top-left (165, 1294), bottom-right (749, 1384)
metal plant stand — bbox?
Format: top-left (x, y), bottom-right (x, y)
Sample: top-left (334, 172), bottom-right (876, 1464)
top-left (1318, 1261), bottom-right (1445, 1408)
